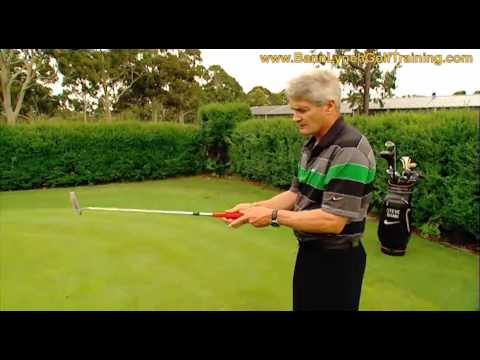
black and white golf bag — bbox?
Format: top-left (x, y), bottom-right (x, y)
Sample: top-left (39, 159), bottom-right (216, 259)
top-left (377, 182), bottom-right (414, 256)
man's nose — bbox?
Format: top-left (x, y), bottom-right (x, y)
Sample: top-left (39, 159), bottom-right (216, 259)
top-left (292, 114), bottom-right (301, 122)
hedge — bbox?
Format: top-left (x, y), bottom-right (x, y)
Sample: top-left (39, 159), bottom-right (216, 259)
top-left (1, 108), bottom-right (478, 243)
top-left (0, 122), bottom-right (206, 191)
top-left (229, 110), bottom-right (479, 242)
top-left (230, 118), bottom-right (302, 187)
top-left (198, 102), bottom-right (251, 174)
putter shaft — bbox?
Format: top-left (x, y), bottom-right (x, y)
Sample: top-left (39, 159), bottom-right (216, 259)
top-left (69, 192), bottom-right (242, 219)
top-left (83, 207), bottom-right (213, 216)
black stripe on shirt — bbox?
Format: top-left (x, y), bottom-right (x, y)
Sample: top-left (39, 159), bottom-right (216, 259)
top-left (325, 179), bottom-right (375, 198)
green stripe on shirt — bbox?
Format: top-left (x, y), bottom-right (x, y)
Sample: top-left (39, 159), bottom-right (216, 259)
top-left (298, 163), bottom-right (375, 190)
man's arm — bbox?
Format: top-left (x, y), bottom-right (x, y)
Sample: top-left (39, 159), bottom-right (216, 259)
top-left (276, 209), bottom-right (348, 234)
top-left (228, 206), bottom-right (348, 234)
top-left (256, 192), bottom-right (348, 233)
top-left (254, 191), bottom-right (297, 210)
top-left (224, 190), bottom-right (297, 213)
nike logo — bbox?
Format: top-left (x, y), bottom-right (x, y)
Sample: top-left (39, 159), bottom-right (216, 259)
top-left (332, 196), bottom-right (344, 201)
top-left (384, 220), bottom-right (400, 225)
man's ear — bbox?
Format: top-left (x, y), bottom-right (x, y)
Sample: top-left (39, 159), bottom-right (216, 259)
top-left (325, 99), bottom-right (337, 113)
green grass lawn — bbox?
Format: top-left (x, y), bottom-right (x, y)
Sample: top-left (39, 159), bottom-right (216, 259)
top-left (0, 176), bottom-right (477, 310)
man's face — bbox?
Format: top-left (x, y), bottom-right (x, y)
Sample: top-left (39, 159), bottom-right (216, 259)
top-left (288, 99), bottom-right (329, 136)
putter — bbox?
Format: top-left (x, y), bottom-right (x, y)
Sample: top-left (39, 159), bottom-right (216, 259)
top-left (69, 192), bottom-right (243, 219)
top-left (384, 141), bottom-right (397, 183)
top-left (380, 150), bottom-right (395, 182)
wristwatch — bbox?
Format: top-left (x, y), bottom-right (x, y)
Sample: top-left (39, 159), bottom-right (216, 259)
top-left (271, 209), bottom-right (280, 227)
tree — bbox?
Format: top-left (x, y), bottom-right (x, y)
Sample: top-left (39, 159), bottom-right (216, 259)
top-left (163, 49), bottom-right (205, 123)
top-left (93, 49), bottom-right (145, 122)
top-left (0, 49), bottom-right (57, 125)
top-left (474, 90), bottom-right (480, 95)
top-left (4, 74), bottom-right (60, 118)
top-left (53, 49), bottom-right (100, 123)
top-left (115, 49), bottom-right (171, 122)
top-left (54, 49), bottom-right (145, 123)
top-left (453, 90), bottom-right (466, 95)
top-left (21, 83), bottom-right (61, 117)
top-left (246, 86), bottom-right (272, 106)
top-left (312, 49), bottom-right (401, 115)
top-left (202, 65), bottom-right (245, 104)
top-left (268, 89), bottom-right (287, 105)
top-left (116, 49), bottom-right (205, 123)
top-left (245, 87), bottom-right (286, 106)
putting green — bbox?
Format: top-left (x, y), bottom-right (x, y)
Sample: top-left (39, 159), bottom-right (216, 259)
top-left (0, 176), bottom-right (477, 310)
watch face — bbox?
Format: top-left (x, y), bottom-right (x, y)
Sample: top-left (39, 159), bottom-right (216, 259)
top-left (271, 209), bottom-right (279, 227)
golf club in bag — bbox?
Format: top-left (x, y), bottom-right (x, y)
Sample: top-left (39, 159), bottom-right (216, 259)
top-left (377, 141), bottom-right (423, 256)
top-left (69, 192), bottom-right (243, 220)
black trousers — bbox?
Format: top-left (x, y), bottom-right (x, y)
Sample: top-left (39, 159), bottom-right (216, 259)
top-left (293, 241), bottom-right (367, 311)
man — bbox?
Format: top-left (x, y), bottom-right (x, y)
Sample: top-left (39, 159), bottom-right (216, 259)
top-left (223, 69), bottom-right (376, 311)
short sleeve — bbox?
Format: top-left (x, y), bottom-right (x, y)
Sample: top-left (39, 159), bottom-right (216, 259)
top-left (321, 148), bottom-right (375, 220)
top-left (289, 176), bottom-right (300, 193)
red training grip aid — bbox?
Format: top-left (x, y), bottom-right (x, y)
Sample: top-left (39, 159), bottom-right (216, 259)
top-left (212, 211), bottom-right (243, 219)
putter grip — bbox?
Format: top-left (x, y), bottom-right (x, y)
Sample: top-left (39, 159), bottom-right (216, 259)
top-left (213, 211), bottom-right (243, 219)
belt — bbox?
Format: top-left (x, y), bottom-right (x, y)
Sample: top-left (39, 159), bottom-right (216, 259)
top-left (298, 238), bottom-right (360, 251)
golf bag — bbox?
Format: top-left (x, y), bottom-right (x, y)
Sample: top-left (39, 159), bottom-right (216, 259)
top-left (377, 182), bottom-right (413, 256)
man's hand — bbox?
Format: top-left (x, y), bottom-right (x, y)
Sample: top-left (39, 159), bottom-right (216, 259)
top-left (226, 203), bottom-right (256, 213)
top-left (227, 206), bottom-right (273, 229)
top-left (221, 203), bottom-right (255, 224)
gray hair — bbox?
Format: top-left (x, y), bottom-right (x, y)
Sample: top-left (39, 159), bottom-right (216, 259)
top-left (286, 69), bottom-right (341, 111)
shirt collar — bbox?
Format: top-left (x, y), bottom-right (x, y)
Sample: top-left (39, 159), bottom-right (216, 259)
top-left (306, 116), bottom-right (346, 151)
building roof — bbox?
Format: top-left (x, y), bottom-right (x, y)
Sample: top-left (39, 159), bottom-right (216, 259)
top-left (369, 95), bottom-right (480, 110)
top-left (250, 95), bottom-right (480, 116)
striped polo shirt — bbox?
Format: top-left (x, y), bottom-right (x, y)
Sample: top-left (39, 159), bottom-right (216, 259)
top-left (289, 116), bottom-right (376, 248)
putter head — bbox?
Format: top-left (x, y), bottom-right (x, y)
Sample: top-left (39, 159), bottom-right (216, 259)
top-left (70, 192), bottom-right (82, 215)
top-left (384, 141), bottom-right (395, 151)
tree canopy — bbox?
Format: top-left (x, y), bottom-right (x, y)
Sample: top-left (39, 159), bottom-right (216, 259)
top-left (312, 49), bottom-right (401, 114)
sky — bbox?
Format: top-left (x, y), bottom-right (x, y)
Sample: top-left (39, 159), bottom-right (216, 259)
top-left (51, 49), bottom-right (479, 99)
top-left (200, 49), bottom-right (480, 97)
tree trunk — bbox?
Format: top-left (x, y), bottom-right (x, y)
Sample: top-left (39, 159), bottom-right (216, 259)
top-left (363, 64), bottom-right (371, 115)
top-left (6, 110), bottom-right (15, 125)
top-left (152, 99), bottom-right (159, 123)
top-left (2, 84), bottom-right (16, 125)
top-left (102, 84), bottom-right (112, 122)
top-left (12, 63), bottom-right (33, 124)
top-left (105, 97), bottom-right (112, 122)
top-left (1, 59), bottom-right (33, 126)
top-left (1, 73), bottom-right (10, 124)
top-left (179, 111), bottom-right (185, 124)
top-left (0, 57), bottom-right (12, 125)
top-left (83, 93), bottom-right (87, 123)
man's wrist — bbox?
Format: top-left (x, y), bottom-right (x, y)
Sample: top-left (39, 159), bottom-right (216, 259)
top-left (271, 209), bottom-right (280, 227)
top-left (276, 209), bottom-right (294, 227)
